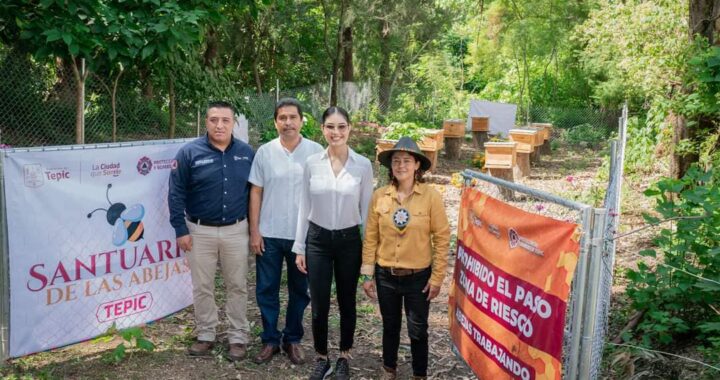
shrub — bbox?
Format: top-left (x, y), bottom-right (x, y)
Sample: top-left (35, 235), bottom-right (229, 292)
top-left (625, 167), bottom-right (720, 362)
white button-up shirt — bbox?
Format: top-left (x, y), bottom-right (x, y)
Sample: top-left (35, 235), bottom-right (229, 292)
top-left (248, 137), bottom-right (324, 240)
top-left (292, 148), bottom-right (374, 255)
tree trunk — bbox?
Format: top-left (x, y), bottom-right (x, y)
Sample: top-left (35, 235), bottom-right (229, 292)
top-left (330, 59), bottom-right (339, 106)
top-left (378, 19), bottom-right (392, 117)
top-left (169, 75), bottom-right (176, 139)
top-left (70, 57), bottom-right (86, 144)
top-left (111, 69), bottom-right (123, 142)
top-left (342, 26), bottom-right (354, 82)
top-left (203, 27), bottom-right (219, 67)
top-left (49, 57), bottom-right (76, 104)
top-left (671, 0), bottom-right (720, 179)
top-left (689, 0), bottom-right (720, 45)
top-left (139, 67), bottom-right (154, 100)
top-left (669, 112), bottom-right (695, 179)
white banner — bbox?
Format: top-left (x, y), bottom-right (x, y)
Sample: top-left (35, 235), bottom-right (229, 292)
top-left (4, 141), bottom-right (193, 358)
top-left (467, 99), bottom-right (518, 137)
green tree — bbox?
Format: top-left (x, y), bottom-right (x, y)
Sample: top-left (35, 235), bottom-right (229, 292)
top-left (0, 0), bottom-right (226, 142)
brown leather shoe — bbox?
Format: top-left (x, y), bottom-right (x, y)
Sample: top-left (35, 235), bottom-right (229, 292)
top-left (253, 343), bottom-right (280, 364)
top-left (227, 343), bottom-right (247, 361)
top-left (188, 340), bottom-right (214, 356)
top-left (282, 342), bottom-right (305, 364)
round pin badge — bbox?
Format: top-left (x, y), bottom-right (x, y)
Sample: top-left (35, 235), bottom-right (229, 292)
top-left (393, 207), bottom-right (410, 230)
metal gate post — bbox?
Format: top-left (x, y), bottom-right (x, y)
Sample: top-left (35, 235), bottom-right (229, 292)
top-left (566, 206), bottom-right (594, 379)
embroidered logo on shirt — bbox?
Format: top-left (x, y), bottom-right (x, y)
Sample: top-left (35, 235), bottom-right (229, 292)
top-left (193, 158), bottom-right (214, 167)
top-left (393, 207), bottom-right (410, 232)
top-left (233, 155), bottom-right (250, 161)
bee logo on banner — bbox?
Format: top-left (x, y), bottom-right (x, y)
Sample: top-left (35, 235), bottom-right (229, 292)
top-left (87, 184), bottom-right (146, 246)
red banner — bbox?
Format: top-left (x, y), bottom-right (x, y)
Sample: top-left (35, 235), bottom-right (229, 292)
top-left (449, 188), bottom-right (581, 380)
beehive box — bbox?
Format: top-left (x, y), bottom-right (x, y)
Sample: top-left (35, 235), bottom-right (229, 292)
top-left (531, 123), bottom-right (553, 140)
top-left (443, 119), bottom-right (466, 137)
top-left (471, 116), bottom-right (489, 132)
top-left (484, 141), bottom-right (517, 169)
top-left (509, 129), bottom-right (541, 148)
top-left (419, 128), bottom-right (444, 151)
top-left (423, 149), bottom-right (439, 172)
top-left (375, 138), bottom-right (397, 160)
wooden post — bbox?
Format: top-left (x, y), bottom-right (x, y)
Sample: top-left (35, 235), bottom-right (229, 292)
top-left (444, 136), bottom-right (463, 160)
top-left (472, 131), bottom-right (489, 149)
top-left (488, 168), bottom-right (515, 201)
top-left (471, 116), bottom-right (490, 149)
top-left (516, 152), bottom-right (531, 178)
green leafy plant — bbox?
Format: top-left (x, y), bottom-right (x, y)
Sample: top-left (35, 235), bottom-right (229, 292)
top-left (564, 123), bottom-right (611, 148)
top-left (99, 324), bottom-right (156, 364)
top-left (301, 113), bottom-right (323, 143)
top-left (381, 122), bottom-right (424, 142)
top-left (625, 167), bottom-right (720, 361)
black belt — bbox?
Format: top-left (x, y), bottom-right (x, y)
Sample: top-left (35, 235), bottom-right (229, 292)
top-left (187, 216), bottom-right (245, 227)
top-left (377, 265), bottom-right (430, 277)
top-left (308, 221), bottom-right (360, 240)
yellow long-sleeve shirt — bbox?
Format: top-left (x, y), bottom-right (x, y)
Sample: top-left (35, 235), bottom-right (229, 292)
top-left (361, 182), bottom-right (450, 287)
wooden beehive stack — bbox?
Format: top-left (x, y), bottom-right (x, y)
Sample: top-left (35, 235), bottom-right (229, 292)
top-left (443, 119), bottom-right (465, 160)
top-left (471, 116), bottom-right (490, 149)
top-left (484, 141), bottom-right (517, 200)
top-left (508, 129), bottom-right (535, 178)
top-left (531, 123), bottom-right (553, 155)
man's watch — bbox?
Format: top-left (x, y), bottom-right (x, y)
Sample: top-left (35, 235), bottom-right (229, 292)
top-left (360, 274), bottom-right (374, 283)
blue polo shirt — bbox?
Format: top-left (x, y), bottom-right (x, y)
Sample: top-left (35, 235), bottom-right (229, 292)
top-left (168, 134), bottom-right (254, 237)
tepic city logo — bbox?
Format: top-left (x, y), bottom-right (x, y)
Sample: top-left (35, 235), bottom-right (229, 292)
top-left (136, 156), bottom-right (153, 175)
top-left (23, 164), bottom-right (44, 188)
top-left (87, 184), bottom-right (146, 246)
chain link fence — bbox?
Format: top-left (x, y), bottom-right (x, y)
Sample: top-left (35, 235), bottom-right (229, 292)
top-left (460, 169), bottom-right (596, 379)
top-left (590, 105), bottom-right (627, 379)
top-left (0, 46), bottom-right (621, 149)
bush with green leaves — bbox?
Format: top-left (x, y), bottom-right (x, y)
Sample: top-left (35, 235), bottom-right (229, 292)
top-left (625, 167), bottom-right (720, 362)
top-left (563, 123), bottom-right (611, 148)
top-left (381, 122), bottom-right (424, 142)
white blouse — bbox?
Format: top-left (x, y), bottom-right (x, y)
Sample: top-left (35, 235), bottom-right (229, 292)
top-left (292, 148), bottom-right (374, 255)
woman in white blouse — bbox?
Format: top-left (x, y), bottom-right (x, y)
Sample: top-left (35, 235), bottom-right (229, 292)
top-left (293, 106), bottom-right (373, 380)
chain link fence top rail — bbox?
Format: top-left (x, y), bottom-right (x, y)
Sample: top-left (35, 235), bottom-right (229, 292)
top-left (461, 169), bottom-right (593, 380)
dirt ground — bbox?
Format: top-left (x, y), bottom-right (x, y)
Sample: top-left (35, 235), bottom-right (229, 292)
top-left (2, 141), bottom-right (638, 380)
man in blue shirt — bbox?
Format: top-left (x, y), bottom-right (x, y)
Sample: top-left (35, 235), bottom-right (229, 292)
top-left (168, 100), bottom-right (254, 361)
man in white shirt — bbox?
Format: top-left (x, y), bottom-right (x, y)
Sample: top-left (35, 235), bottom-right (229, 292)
top-left (248, 98), bottom-right (323, 365)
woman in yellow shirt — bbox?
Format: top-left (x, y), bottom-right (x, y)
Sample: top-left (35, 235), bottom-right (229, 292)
top-left (361, 137), bottom-right (450, 379)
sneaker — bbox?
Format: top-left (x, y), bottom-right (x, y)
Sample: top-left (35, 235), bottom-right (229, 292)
top-left (309, 357), bottom-right (332, 380)
top-left (335, 358), bottom-right (350, 380)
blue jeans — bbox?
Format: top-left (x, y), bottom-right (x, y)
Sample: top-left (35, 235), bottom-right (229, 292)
top-left (255, 237), bottom-right (310, 345)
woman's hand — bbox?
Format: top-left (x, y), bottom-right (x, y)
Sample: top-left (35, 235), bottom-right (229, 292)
top-left (422, 282), bottom-right (440, 301)
top-left (295, 255), bottom-right (307, 274)
top-left (362, 279), bottom-right (377, 300)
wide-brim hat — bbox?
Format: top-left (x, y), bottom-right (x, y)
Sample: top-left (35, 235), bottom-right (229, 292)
top-left (378, 136), bottom-right (432, 171)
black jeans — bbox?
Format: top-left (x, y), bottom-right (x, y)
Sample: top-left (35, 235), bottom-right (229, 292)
top-left (305, 222), bottom-right (362, 355)
top-left (376, 265), bottom-right (431, 377)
